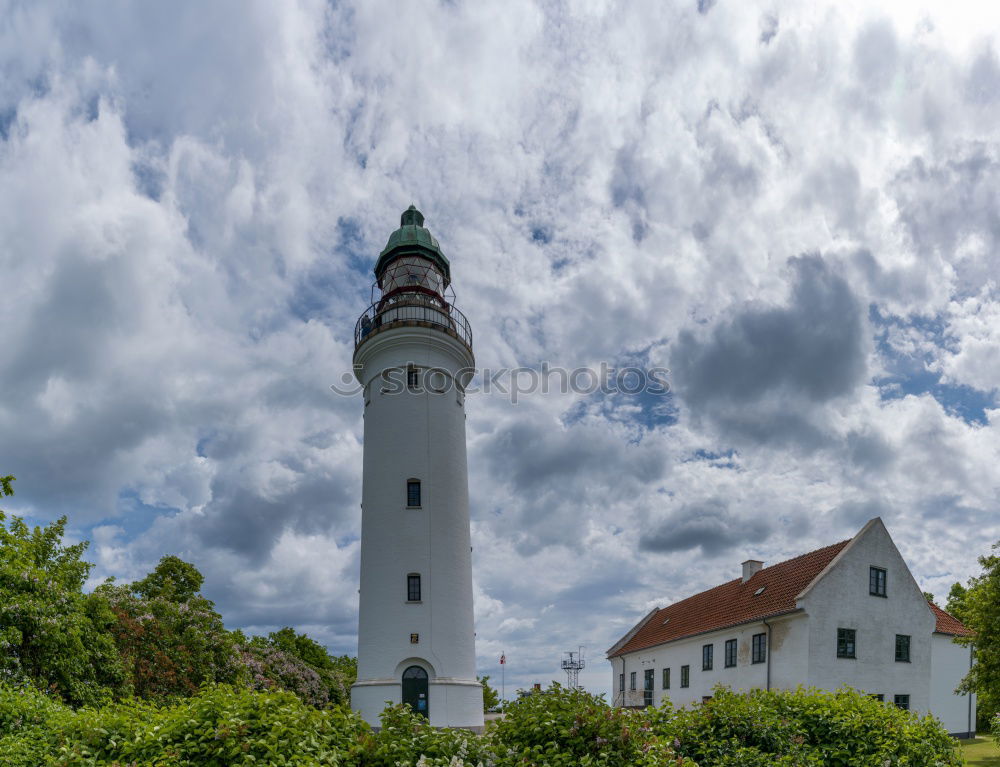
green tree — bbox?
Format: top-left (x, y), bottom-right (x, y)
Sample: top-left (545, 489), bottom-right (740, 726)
top-left (269, 626), bottom-right (334, 670)
top-left (130, 555), bottom-right (204, 602)
top-left (479, 674), bottom-right (500, 712)
top-left (102, 557), bottom-right (240, 700)
top-left (954, 544), bottom-right (1000, 730)
top-left (0, 477), bottom-right (128, 706)
top-left (946, 581), bottom-right (970, 624)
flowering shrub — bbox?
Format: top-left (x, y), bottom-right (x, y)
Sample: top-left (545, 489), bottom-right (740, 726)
top-left (991, 711), bottom-right (1000, 739)
top-left (241, 626), bottom-right (357, 707)
top-left (101, 581), bottom-right (242, 700)
top-left (238, 643), bottom-right (332, 708)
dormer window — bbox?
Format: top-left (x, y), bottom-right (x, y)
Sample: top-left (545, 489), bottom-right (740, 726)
top-left (869, 566), bottom-right (887, 597)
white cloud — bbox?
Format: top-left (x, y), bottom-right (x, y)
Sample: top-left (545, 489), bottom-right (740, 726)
top-left (0, 0), bottom-right (998, 699)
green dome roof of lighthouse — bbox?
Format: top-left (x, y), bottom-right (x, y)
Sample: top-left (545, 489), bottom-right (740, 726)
top-left (374, 205), bottom-right (452, 285)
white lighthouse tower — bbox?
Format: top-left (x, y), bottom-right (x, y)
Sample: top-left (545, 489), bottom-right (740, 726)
top-left (350, 206), bottom-right (484, 729)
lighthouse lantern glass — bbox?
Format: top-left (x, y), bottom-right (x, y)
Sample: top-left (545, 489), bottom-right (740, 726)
top-left (380, 256), bottom-right (445, 297)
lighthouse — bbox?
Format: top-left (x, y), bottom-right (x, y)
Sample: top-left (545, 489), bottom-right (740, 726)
top-left (350, 206), bottom-right (484, 729)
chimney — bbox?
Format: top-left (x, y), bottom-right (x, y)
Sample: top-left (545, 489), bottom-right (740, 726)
top-left (742, 559), bottom-right (764, 583)
top-left (533, 683), bottom-right (541, 692)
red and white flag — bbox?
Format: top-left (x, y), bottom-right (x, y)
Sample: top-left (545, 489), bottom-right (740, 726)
top-left (499, 653), bottom-right (506, 665)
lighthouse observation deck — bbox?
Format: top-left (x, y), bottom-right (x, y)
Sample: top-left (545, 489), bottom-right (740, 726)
top-left (354, 297), bottom-right (473, 353)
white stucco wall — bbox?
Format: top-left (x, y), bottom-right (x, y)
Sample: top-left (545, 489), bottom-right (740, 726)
top-left (798, 520), bottom-right (935, 713)
top-left (351, 325), bottom-right (483, 729)
top-left (611, 613), bottom-right (806, 709)
top-left (930, 633), bottom-right (976, 736)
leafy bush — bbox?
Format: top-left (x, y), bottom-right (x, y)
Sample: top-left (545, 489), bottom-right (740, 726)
top-left (0, 682), bottom-right (372, 767)
top-left (365, 703), bottom-right (492, 767)
top-left (0, 683), bottom-right (71, 767)
top-left (0, 680), bottom-right (970, 767)
top-left (657, 686), bottom-right (963, 767)
top-left (489, 683), bottom-right (695, 766)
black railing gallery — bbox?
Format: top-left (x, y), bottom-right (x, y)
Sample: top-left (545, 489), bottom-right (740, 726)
top-left (354, 299), bottom-right (473, 350)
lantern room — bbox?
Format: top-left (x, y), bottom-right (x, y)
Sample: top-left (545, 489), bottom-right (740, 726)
top-left (374, 205), bottom-right (451, 306)
top-left (354, 206), bottom-right (473, 353)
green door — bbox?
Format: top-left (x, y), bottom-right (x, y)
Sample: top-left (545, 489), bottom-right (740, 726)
top-left (402, 665), bottom-right (429, 718)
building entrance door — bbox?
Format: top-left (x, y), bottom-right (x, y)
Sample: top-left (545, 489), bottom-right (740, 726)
top-left (402, 666), bottom-right (429, 718)
top-left (643, 669), bottom-right (654, 707)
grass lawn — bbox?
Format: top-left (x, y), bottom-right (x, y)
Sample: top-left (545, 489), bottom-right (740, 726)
top-left (960, 736), bottom-right (1000, 766)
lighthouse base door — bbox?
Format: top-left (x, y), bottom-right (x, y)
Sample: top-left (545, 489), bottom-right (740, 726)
top-left (402, 666), bottom-right (429, 719)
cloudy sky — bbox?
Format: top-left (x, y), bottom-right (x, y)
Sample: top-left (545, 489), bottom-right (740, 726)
top-left (2, 0), bottom-right (999, 698)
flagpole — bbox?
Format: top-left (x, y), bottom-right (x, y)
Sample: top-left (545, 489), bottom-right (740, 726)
top-left (501, 651), bottom-right (505, 705)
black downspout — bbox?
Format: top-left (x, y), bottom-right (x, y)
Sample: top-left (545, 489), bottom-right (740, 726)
top-left (762, 617), bottom-right (772, 691)
top-left (620, 656), bottom-right (625, 708)
top-left (968, 643), bottom-right (974, 738)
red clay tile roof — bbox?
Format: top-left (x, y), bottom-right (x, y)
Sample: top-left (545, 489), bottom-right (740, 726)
top-left (930, 602), bottom-right (971, 636)
top-left (610, 540), bottom-right (851, 657)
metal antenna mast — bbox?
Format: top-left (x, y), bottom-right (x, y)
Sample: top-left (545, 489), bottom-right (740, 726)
top-left (561, 647), bottom-right (585, 689)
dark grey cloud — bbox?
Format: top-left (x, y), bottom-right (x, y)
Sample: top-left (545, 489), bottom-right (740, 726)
top-left (833, 498), bottom-right (893, 530)
top-left (192, 470), bottom-right (357, 562)
top-left (640, 498), bottom-right (773, 556)
top-left (845, 428), bottom-right (895, 472)
top-left (670, 255), bottom-right (868, 447)
top-left (482, 418), bottom-right (668, 497)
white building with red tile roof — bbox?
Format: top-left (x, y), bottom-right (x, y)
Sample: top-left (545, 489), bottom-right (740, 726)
top-left (607, 518), bottom-right (976, 737)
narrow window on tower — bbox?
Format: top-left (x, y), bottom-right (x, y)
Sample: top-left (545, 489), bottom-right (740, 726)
top-left (407, 574), bottom-right (421, 602)
top-left (407, 367), bottom-right (420, 390)
top-left (407, 480), bottom-right (421, 508)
